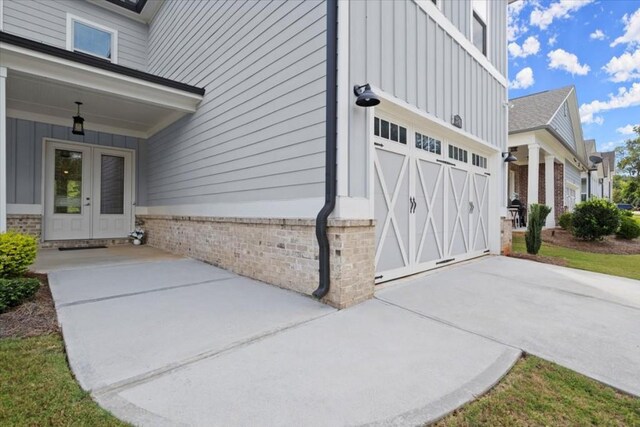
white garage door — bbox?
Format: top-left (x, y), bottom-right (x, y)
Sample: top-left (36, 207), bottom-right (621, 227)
top-left (373, 116), bottom-right (491, 283)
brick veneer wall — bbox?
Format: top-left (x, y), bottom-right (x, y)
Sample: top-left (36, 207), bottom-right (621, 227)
top-left (7, 214), bottom-right (41, 239)
top-left (138, 215), bottom-right (376, 309)
top-left (500, 217), bottom-right (512, 255)
top-left (510, 162), bottom-right (565, 223)
top-left (554, 163), bottom-right (565, 222)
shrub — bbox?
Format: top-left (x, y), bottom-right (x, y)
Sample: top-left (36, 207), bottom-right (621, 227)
top-left (616, 215), bottom-right (640, 240)
top-left (0, 277), bottom-right (40, 313)
top-left (525, 204), bottom-right (552, 255)
top-left (571, 199), bottom-right (621, 241)
top-left (0, 232), bottom-right (38, 278)
top-left (558, 212), bottom-right (573, 230)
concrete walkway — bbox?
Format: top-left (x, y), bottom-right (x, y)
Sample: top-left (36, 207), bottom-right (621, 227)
top-left (45, 249), bottom-right (640, 426)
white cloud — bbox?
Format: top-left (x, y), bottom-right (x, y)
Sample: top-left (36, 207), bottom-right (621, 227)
top-left (579, 82), bottom-right (640, 124)
top-left (509, 67), bottom-right (535, 89)
top-left (589, 29), bottom-right (605, 40)
top-left (508, 36), bottom-right (541, 58)
top-left (547, 49), bottom-right (591, 75)
top-left (508, 0), bottom-right (528, 42)
top-left (603, 49), bottom-right (640, 82)
top-left (617, 124), bottom-right (638, 135)
top-left (599, 140), bottom-right (624, 151)
top-left (611, 8), bottom-right (640, 47)
top-left (548, 35), bottom-right (558, 46)
top-left (530, 0), bottom-right (594, 30)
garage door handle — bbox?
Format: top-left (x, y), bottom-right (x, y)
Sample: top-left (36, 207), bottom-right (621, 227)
top-left (410, 197), bottom-right (416, 213)
top-left (469, 201), bottom-right (474, 213)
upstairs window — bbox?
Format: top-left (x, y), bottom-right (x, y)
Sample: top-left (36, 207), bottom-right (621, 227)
top-left (67, 15), bottom-right (117, 62)
top-left (472, 0), bottom-right (487, 56)
top-left (472, 12), bottom-right (486, 55)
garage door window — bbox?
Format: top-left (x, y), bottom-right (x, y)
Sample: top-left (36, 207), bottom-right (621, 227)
top-left (415, 132), bottom-right (441, 154)
top-left (472, 153), bottom-right (487, 168)
top-left (449, 145), bottom-right (468, 163)
top-left (375, 117), bottom-right (407, 144)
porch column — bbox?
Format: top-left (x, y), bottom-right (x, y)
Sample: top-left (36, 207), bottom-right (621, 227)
top-left (527, 143), bottom-right (540, 208)
top-left (0, 67), bottom-right (6, 232)
top-left (545, 155), bottom-right (556, 227)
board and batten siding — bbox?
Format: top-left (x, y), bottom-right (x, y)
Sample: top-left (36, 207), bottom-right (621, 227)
top-left (564, 161), bottom-right (581, 188)
top-left (5, 117), bottom-right (147, 206)
top-left (441, 0), bottom-right (507, 76)
top-left (347, 0), bottom-right (508, 197)
top-left (2, 0), bottom-right (148, 70)
top-left (144, 0), bottom-right (326, 207)
top-left (549, 101), bottom-right (577, 151)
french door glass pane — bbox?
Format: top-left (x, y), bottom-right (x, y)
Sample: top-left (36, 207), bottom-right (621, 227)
top-left (100, 155), bottom-right (125, 215)
top-left (54, 149), bottom-right (83, 214)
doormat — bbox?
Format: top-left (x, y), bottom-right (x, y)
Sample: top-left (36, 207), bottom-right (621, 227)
top-left (58, 246), bottom-right (107, 251)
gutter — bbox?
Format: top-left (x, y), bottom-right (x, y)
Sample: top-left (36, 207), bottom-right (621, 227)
top-left (313, 0), bottom-right (338, 300)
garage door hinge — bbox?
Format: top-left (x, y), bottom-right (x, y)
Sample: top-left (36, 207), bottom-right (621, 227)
top-left (374, 142), bottom-right (384, 148)
top-left (484, 249), bottom-right (490, 253)
top-left (375, 275), bottom-right (384, 280)
top-left (436, 159), bottom-right (456, 166)
top-left (436, 258), bottom-right (455, 265)
top-left (484, 172), bottom-right (491, 176)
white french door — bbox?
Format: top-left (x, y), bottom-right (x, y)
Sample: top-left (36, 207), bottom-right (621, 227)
top-left (44, 140), bottom-right (134, 241)
top-left (373, 117), bottom-right (491, 283)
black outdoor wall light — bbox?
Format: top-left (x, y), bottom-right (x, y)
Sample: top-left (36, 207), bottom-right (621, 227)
top-left (353, 83), bottom-right (380, 107)
top-left (72, 101), bottom-right (85, 135)
top-left (502, 151), bottom-right (517, 163)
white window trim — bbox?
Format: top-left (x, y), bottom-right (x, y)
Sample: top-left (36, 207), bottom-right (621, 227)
top-left (66, 13), bottom-right (118, 63)
top-left (471, 2), bottom-right (489, 58)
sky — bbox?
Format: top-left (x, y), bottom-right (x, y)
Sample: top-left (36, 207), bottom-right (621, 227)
top-left (507, 0), bottom-right (640, 153)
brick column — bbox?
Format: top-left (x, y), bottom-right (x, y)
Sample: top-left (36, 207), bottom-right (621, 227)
top-left (527, 144), bottom-right (540, 208)
top-left (545, 155), bottom-right (555, 227)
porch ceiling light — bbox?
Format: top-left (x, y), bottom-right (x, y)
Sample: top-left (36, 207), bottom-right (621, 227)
top-left (502, 151), bottom-right (517, 163)
top-left (72, 101), bottom-right (85, 136)
top-left (353, 83), bottom-right (380, 107)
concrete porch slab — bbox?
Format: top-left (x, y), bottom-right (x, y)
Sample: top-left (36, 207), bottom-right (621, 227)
top-left (32, 245), bottom-right (182, 273)
top-left (378, 256), bottom-right (640, 396)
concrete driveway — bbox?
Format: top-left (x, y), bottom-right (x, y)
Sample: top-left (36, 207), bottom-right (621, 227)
top-left (379, 256), bottom-right (640, 397)
top-left (46, 250), bottom-right (640, 426)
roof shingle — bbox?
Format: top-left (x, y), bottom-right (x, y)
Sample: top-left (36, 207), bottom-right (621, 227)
top-left (509, 86), bottom-right (573, 133)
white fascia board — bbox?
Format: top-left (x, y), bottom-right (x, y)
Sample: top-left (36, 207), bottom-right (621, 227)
top-left (0, 43), bottom-right (202, 113)
top-left (414, 0), bottom-right (507, 87)
top-left (374, 86), bottom-right (501, 153)
top-left (136, 198), bottom-right (326, 219)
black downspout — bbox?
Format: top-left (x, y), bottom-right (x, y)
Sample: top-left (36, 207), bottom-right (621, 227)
top-left (587, 170), bottom-right (592, 199)
top-left (313, 0), bottom-right (338, 299)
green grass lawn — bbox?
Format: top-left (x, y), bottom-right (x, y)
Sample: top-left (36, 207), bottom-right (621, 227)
top-left (437, 355), bottom-right (640, 426)
top-left (0, 334), bottom-right (128, 426)
top-left (513, 235), bottom-right (640, 280)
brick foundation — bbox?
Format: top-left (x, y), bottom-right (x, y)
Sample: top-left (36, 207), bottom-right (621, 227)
top-left (7, 214), bottom-right (41, 239)
top-left (138, 215), bottom-right (376, 309)
top-left (500, 217), bottom-right (512, 255)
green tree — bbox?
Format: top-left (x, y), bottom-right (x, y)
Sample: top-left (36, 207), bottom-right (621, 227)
top-left (615, 126), bottom-right (640, 205)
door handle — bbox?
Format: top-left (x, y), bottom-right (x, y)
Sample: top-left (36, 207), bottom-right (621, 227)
top-left (469, 201), bottom-right (474, 213)
top-left (84, 202), bottom-right (91, 206)
top-left (409, 197), bottom-right (416, 213)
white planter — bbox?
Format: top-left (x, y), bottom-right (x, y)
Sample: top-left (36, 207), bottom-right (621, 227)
top-left (133, 239), bottom-right (142, 246)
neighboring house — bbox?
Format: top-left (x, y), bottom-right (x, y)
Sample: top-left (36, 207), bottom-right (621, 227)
top-left (507, 86), bottom-right (589, 227)
top-left (580, 141), bottom-right (615, 202)
top-left (600, 151), bottom-right (616, 201)
top-left (0, 0), bottom-right (509, 308)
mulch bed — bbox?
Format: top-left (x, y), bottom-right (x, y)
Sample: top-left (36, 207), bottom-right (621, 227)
top-left (509, 252), bottom-right (568, 267)
top-left (540, 229), bottom-right (640, 255)
top-left (0, 273), bottom-right (58, 338)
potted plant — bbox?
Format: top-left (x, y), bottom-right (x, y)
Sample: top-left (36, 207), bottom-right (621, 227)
top-left (128, 228), bottom-right (145, 246)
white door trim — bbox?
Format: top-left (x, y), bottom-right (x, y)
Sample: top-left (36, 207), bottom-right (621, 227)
top-left (42, 138), bottom-right (135, 241)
